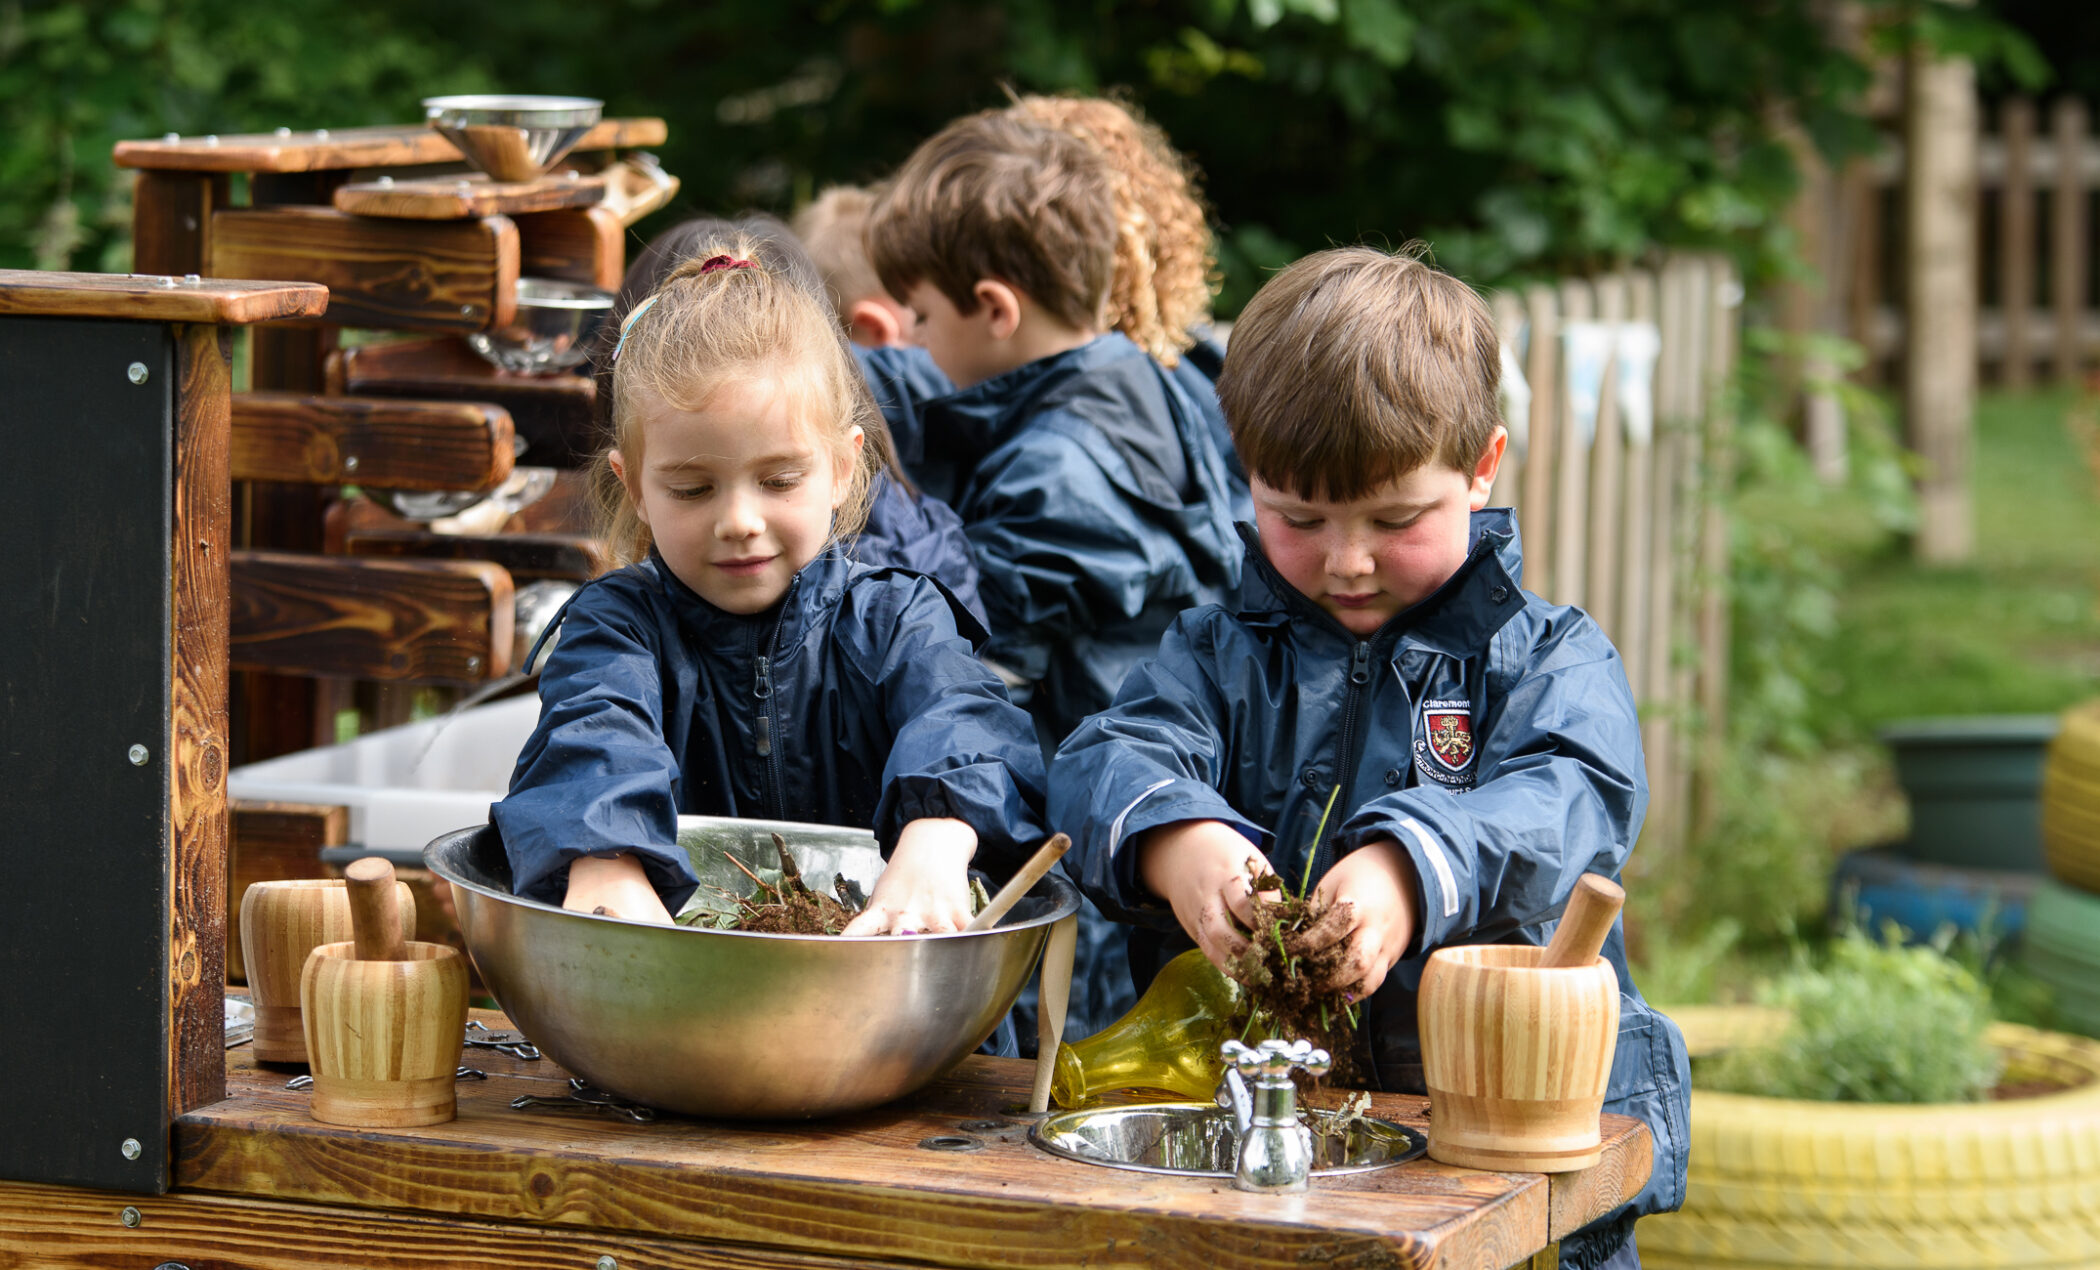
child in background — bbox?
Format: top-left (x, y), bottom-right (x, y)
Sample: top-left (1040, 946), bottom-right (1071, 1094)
top-left (1050, 246), bottom-right (1687, 1267)
top-left (495, 234), bottom-right (1048, 941)
top-left (792, 186), bottom-right (918, 349)
top-left (865, 110), bottom-right (1244, 1037)
top-left (605, 213), bottom-right (983, 623)
top-left (1004, 94), bottom-right (1245, 494)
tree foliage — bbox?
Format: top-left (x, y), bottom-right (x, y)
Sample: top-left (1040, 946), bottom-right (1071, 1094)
top-left (3, 0), bottom-right (2034, 307)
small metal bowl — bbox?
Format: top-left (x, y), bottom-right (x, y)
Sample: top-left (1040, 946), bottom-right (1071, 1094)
top-left (423, 94), bottom-right (603, 183)
top-left (466, 278), bottom-right (614, 376)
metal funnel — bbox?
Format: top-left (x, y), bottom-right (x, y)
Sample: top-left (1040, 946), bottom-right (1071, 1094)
top-left (423, 94), bottom-right (603, 184)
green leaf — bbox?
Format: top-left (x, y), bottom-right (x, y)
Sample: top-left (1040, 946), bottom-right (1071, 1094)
top-left (1340, 0), bottom-right (1413, 67)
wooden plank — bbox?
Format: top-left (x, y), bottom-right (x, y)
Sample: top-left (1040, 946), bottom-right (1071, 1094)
top-left (1552, 279), bottom-right (1593, 608)
top-left (2001, 97), bottom-right (2037, 388)
top-left (232, 391), bottom-right (515, 490)
top-left (0, 269), bottom-right (326, 325)
top-left (170, 1042), bottom-right (1653, 1270)
top-left (518, 205), bottom-right (626, 290)
top-left (1491, 292), bottom-right (1526, 511)
top-left (1693, 257), bottom-right (1741, 838)
top-left (231, 550), bottom-right (514, 681)
top-left (1520, 286), bottom-right (1560, 595)
top-left (0, 1179), bottom-right (905, 1270)
top-left (227, 801), bottom-right (347, 984)
top-left (133, 171), bottom-right (230, 276)
top-left (1638, 262), bottom-right (1686, 839)
top-left (335, 171), bottom-right (607, 220)
top-left (1904, 42), bottom-right (1978, 561)
top-left (345, 528), bottom-right (611, 582)
top-left (332, 336), bottom-right (600, 468)
top-left (170, 324), bottom-right (234, 1120)
top-left (1847, 157), bottom-right (1885, 383)
top-left (114, 118), bottom-right (669, 172)
top-left (1662, 260), bottom-right (1713, 856)
top-left (2052, 97), bottom-right (2088, 384)
top-left (1616, 271), bottom-right (1658, 702)
top-left (1584, 275), bottom-right (1627, 645)
top-left (209, 207), bottom-right (519, 333)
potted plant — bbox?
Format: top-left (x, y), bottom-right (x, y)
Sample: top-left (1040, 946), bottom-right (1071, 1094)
top-left (1643, 929), bottom-right (2100, 1269)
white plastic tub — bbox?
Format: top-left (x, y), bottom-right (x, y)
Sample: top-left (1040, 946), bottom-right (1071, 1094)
top-left (227, 695), bottom-right (540, 856)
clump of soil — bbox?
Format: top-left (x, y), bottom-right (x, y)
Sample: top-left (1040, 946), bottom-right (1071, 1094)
top-left (697, 832), bottom-right (863, 935)
top-left (1226, 869), bottom-right (1368, 1086)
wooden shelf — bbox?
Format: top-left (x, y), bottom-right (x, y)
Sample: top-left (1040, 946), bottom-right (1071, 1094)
top-left (335, 172), bottom-right (608, 221)
top-left (114, 118), bottom-right (668, 173)
top-left (154, 1014), bottom-right (1655, 1269)
top-left (0, 269), bottom-right (327, 325)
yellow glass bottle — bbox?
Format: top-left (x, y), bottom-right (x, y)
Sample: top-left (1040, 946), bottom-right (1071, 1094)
top-left (1051, 948), bottom-right (1257, 1107)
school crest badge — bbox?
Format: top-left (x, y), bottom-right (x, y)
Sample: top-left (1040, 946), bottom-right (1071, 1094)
top-left (1422, 704), bottom-right (1475, 775)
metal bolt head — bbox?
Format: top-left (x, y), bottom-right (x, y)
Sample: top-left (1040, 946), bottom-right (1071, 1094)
top-left (183, 273), bottom-right (201, 284)
top-left (127, 362), bottom-right (149, 384)
top-left (121, 1137), bottom-right (142, 1159)
top-left (274, 126), bottom-right (292, 138)
top-left (597, 1257), bottom-right (618, 1270)
top-left (128, 744), bottom-right (149, 767)
top-left (377, 175), bottom-right (395, 188)
top-left (466, 656), bottom-right (483, 675)
top-left (203, 134), bottom-right (219, 146)
top-left (315, 127), bottom-right (330, 139)
top-left (342, 455), bottom-right (359, 473)
top-left (459, 305), bottom-right (476, 317)
top-left (162, 132), bottom-right (180, 143)
top-left (121, 1206), bottom-right (142, 1227)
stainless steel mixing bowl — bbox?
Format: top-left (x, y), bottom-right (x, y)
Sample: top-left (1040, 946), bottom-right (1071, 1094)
top-left (466, 277), bottom-right (614, 375)
top-left (426, 819), bottom-right (1078, 1119)
top-left (423, 94), bottom-right (603, 183)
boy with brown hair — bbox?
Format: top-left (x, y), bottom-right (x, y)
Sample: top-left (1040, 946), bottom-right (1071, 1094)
top-left (1049, 245), bottom-right (1687, 1268)
top-left (790, 185), bottom-right (919, 349)
top-left (864, 109), bottom-right (1244, 1037)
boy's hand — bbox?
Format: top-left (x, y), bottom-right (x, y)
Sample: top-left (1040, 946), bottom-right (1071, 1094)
top-left (1302, 838), bottom-right (1419, 999)
top-left (1138, 820), bottom-right (1273, 972)
top-left (564, 853), bottom-right (674, 925)
top-left (842, 817), bottom-right (978, 936)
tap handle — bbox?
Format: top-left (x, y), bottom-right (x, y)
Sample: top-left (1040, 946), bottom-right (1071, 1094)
top-left (1221, 1037), bottom-right (1332, 1081)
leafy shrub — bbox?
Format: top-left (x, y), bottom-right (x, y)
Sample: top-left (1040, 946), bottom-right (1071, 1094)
top-left (1703, 925), bottom-right (2000, 1103)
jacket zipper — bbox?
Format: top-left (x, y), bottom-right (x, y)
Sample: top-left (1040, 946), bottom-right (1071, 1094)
top-left (1311, 640), bottom-right (1376, 880)
top-left (752, 597), bottom-right (791, 821)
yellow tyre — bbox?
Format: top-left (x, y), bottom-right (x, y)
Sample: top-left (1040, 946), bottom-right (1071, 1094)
top-left (2052, 701), bottom-right (2100, 775)
top-left (2044, 791), bottom-right (2100, 895)
top-left (1641, 1021), bottom-right (2100, 1269)
top-left (2044, 703), bottom-right (2100, 894)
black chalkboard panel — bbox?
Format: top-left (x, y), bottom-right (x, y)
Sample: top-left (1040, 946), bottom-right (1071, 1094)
top-left (0, 316), bottom-right (174, 1192)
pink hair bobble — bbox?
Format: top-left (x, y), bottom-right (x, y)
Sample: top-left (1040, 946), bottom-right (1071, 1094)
top-left (698, 254), bottom-right (756, 274)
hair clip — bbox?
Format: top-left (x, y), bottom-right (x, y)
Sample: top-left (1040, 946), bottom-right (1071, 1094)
top-left (610, 294), bottom-right (660, 364)
top-left (699, 254), bottom-right (756, 274)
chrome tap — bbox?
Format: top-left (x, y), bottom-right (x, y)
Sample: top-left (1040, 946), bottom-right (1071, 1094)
top-left (1217, 1038), bottom-right (1331, 1193)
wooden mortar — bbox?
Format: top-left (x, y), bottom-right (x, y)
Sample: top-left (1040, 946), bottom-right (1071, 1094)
top-left (1418, 874), bottom-right (1624, 1172)
top-left (299, 859), bottom-right (467, 1126)
top-left (239, 877), bottom-right (414, 1063)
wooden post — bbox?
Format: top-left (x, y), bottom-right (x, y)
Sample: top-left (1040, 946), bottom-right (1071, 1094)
top-left (1903, 36), bottom-right (1978, 562)
top-left (1553, 279), bottom-right (1594, 607)
top-left (1585, 275), bottom-right (1627, 644)
top-left (1694, 258), bottom-right (1741, 838)
top-left (2001, 97), bottom-right (2037, 388)
top-left (1492, 291), bottom-right (1528, 510)
top-left (1617, 271), bottom-right (1659, 706)
top-left (1522, 285), bottom-right (1561, 595)
top-left (2053, 98), bottom-right (2089, 385)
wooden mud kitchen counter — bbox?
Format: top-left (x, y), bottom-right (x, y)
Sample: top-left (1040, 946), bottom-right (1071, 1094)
top-left (0, 268), bottom-right (1648, 1270)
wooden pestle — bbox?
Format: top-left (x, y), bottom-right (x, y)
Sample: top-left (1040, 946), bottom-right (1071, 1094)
top-left (965, 833), bottom-right (1072, 933)
top-left (1538, 873), bottom-right (1625, 969)
top-left (344, 857), bottom-right (410, 961)
top-left (1030, 913), bottom-right (1080, 1113)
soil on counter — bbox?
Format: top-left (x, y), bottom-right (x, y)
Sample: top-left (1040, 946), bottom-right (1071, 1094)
top-left (1227, 870), bottom-right (1368, 1086)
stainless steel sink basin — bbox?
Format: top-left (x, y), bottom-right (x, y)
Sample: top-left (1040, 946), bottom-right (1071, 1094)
top-left (1029, 1102), bottom-right (1427, 1177)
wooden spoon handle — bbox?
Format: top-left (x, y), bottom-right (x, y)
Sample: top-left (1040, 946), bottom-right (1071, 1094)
top-left (344, 857), bottom-right (409, 962)
top-left (1030, 913), bottom-right (1079, 1114)
top-left (964, 834), bottom-right (1072, 933)
top-left (1538, 873), bottom-right (1625, 969)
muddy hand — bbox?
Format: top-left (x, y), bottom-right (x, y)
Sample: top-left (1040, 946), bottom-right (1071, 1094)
top-left (1309, 839), bottom-right (1418, 999)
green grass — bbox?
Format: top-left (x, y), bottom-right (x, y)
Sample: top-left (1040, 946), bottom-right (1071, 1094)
top-left (1827, 389), bottom-right (2100, 727)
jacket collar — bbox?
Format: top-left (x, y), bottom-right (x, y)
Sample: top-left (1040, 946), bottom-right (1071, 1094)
top-left (922, 333), bottom-right (1145, 462)
top-left (643, 547), bottom-right (855, 653)
top-left (1231, 508), bottom-right (1525, 659)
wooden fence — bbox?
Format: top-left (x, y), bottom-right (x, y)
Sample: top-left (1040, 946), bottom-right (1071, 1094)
top-left (1846, 95), bottom-right (2096, 386)
top-left (1491, 254), bottom-right (1740, 860)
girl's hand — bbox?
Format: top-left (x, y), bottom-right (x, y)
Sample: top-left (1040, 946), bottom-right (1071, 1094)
top-left (564, 853), bottom-right (674, 925)
top-left (1303, 838), bottom-right (1419, 999)
top-left (842, 817), bottom-right (978, 936)
top-left (1137, 820), bottom-right (1273, 973)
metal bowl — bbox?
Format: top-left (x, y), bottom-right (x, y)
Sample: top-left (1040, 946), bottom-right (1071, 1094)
top-left (425, 819), bottom-right (1079, 1119)
top-left (1030, 1103), bottom-right (1426, 1177)
top-left (466, 277), bottom-right (614, 376)
top-left (423, 94), bottom-right (603, 183)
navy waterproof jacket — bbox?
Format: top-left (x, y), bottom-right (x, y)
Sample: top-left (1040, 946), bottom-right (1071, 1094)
top-left (855, 468), bottom-right (985, 626)
top-left (861, 334), bottom-right (1246, 744)
top-left (492, 549), bottom-right (1050, 911)
top-left (1049, 510), bottom-right (1689, 1264)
